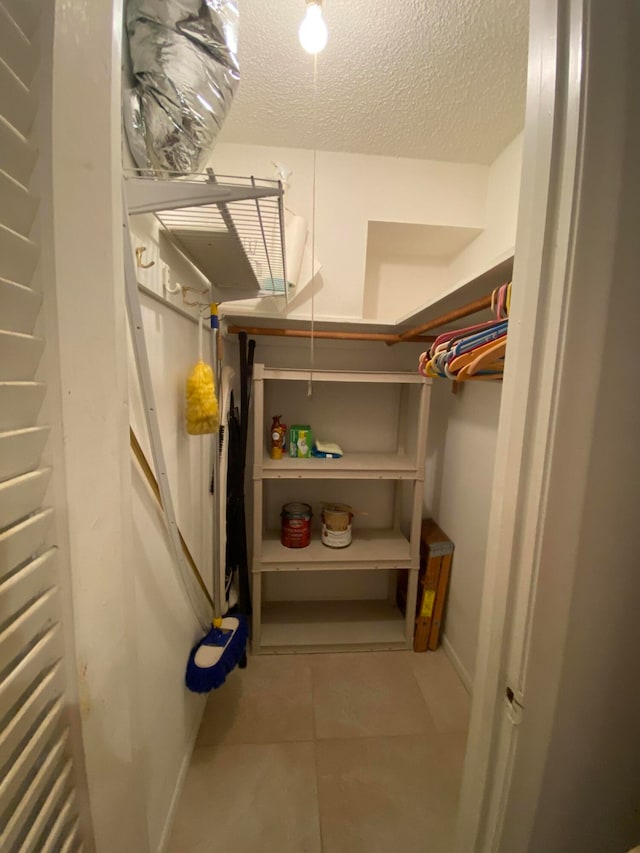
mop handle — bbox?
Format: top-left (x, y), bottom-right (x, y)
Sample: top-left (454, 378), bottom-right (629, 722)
top-left (210, 308), bottom-right (222, 622)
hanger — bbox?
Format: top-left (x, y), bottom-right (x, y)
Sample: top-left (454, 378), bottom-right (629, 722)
top-left (456, 367), bottom-right (503, 382)
top-left (429, 319), bottom-right (499, 357)
top-left (449, 320), bottom-right (508, 359)
top-left (418, 281), bottom-right (513, 382)
top-left (466, 338), bottom-right (507, 376)
top-left (446, 334), bottom-right (507, 375)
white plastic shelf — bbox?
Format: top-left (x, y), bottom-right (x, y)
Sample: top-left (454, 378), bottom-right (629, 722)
top-left (251, 363), bottom-right (431, 654)
top-left (258, 366), bottom-right (426, 384)
top-left (257, 452), bottom-right (421, 481)
top-left (260, 529), bottom-right (412, 571)
top-left (260, 599), bottom-right (408, 653)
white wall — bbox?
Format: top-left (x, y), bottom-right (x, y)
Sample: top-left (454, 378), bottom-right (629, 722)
top-left (52, 1), bottom-right (149, 850)
top-left (425, 381), bottom-right (503, 689)
top-left (211, 143), bottom-right (488, 321)
top-left (364, 258), bottom-right (450, 321)
top-left (414, 136), bottom-right (522, 689)
top-left (212, 137), bottom-right (522, 326)
top-left (127, 290), bottom-right (212, 852)
top-left (128, 210), bottom-right (225, 852)
top-left (449, 133), bottom-right (523, 288)
top-left (392, 133), bottom-right (523, 326)
top-left (52, 3), bottom-right (214, 850)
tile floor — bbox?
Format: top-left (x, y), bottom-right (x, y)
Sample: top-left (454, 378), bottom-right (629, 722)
top-left (167, 648), bottom-right (470, 853)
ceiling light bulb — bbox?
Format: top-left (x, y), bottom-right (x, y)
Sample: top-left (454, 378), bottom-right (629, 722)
top-left (299, 2), bottom-right (328, 55)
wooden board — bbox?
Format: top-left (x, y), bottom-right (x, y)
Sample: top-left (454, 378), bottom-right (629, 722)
top-left (428, 551), bottom-right (453, 650)
top-left (414, 553), bottom-right (442, 652)
top-left (397, 518), bottom-right (454, 652)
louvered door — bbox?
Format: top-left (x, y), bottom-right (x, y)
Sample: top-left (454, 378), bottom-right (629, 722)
top-left (0, 1), bottom-right (83, 850)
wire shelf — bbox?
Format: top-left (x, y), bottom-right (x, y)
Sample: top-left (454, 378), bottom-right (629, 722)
top-left (124, 170), bottom-right (288, 300)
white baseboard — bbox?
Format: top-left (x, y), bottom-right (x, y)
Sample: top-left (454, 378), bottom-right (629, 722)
top-left (156, 713), bottom-right (203, 853)
top-left (442, 634), bottom-right (473, 695)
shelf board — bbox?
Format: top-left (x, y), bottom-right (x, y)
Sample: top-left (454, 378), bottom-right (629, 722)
top-left (394, 252), bottom-right (515, 328)
top-left (259, 529), bottom-right (413, 570)
top-left (258, 599), bottom-right (408, 653)
top-left (221, 252), bottom-right (514, 331)
top-left (257, 452), bottom-right (421, 480)
top-left (257, 366), bottom-right (426, 384)
top-left (124, 173), bottom-right (283, 215)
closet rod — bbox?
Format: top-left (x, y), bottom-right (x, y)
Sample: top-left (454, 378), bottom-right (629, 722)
top-left (393, 294), bottom-right (493, 344)
top-left (225, 325), bottom-right (435, 344)
top-left (227, 293), bottom-right (495, 345)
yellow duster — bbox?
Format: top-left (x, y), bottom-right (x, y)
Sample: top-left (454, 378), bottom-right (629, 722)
top-left (186, 359), bottom-right (218, 434)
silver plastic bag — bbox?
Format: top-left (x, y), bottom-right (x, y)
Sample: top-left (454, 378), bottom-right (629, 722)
top-left (124, 0), bottom-right (240, 174)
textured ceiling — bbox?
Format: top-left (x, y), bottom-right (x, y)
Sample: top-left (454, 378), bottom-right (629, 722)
top-left (219, 0), bottom-right (529, 164)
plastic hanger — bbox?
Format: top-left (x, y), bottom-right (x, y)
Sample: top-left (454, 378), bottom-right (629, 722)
top-left (467, 338), bottom-right (507, 376)
top-left (447, 335), bottom-right (507, 375)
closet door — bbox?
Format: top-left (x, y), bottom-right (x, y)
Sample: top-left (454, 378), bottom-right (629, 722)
top-left (0, 1), bottom-right (84, 849)
top-left (455, 1), bottom-right (622, 851)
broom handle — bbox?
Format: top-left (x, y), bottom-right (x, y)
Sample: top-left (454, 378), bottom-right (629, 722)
top-left (129, 427), bottom-right (215, 612)
top-left (210, 322), bottom-right (223, 621)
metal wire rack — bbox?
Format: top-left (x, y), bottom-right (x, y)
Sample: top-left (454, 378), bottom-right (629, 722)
top-left (124, 170), bottom-right (288, 300)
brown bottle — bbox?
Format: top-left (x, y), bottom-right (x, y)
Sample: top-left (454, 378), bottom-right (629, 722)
top-left (270, 415), bottom-right (287, 459)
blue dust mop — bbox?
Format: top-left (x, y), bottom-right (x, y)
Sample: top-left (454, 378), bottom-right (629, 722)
top-left (129, 425), bottom-right (248, 691)
top-left (185, 616), bottom-right (248, 692)
top-left (185, 305), bottom-right (248, 692)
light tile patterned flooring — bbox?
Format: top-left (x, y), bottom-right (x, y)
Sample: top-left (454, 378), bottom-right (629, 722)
top-left (167, 649), bottom-right (470, 853)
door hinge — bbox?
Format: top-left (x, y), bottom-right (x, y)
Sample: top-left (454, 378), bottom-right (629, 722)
top-left (505, 685), bottom-right (524, 725)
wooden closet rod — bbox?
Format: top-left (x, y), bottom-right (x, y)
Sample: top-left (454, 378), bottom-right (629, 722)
top-left (393, 294), bottom-right (493, 344)
top-left (226, 326), bottom-right (435, 344)
top-left (226, 293), bottom-right (493, 346)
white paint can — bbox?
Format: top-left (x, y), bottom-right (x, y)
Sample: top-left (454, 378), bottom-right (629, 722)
top-left (321, 503), bottom-right (354, 548)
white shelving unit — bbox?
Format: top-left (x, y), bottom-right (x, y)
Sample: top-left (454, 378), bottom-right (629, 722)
top-left (251, 364), bottom-right (432, 653)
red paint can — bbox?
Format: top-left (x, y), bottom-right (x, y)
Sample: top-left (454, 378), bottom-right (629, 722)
top-left (281, 502), bottom-right (312, 548)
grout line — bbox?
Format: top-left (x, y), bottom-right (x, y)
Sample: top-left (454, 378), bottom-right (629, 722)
top-left (312, 738), bottom-right (324, 853)
top-left (309, 659), bottom-right (325, 852)
top-left (157, 709), bottom-right (204, 853)
top-left (200, 729), bottom-right (460, 748)
top-left (313, 730), bottom-right (440, 744)
top-left (195, 731), bottom-right (326, 749)
top-left (405, 652), bottom-right (441, 731)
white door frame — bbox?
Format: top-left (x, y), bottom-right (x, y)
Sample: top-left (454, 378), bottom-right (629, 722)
top-left (456, 0), bottom-right (637, 849)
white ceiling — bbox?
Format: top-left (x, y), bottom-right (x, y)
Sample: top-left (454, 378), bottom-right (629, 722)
top-left (219, 0), bottom-right (529, 165)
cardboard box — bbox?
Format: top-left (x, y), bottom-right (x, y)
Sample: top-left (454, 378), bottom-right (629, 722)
top-left (289, 425), bottom-right (312, 458)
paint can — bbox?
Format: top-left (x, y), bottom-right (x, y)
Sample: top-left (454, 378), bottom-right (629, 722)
top-left (281, 502), bottom-right (312, 548)
top-left (321, 503), bottom-right (353, 548)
